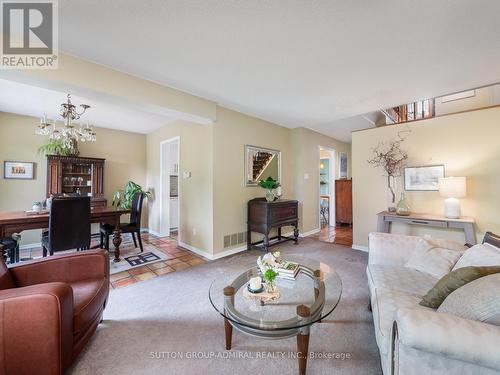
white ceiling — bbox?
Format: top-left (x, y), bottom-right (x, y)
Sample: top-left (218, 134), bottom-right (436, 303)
top-left (5, 1), bottom-right (500, 141)
top-left (56, 0), bottom-right (500, 141)
top-left (0, 79), bottom-right (173, 133)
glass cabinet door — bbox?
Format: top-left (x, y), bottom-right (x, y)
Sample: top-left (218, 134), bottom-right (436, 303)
top-left (61, 161), bottom-right (93, 197)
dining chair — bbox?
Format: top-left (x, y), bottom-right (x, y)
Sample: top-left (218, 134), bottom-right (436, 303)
top-left (42, 196), bottom-right (91, 256)
top-left (0, 233), bottom-right (20, 264)
top-left (100, 192), bottom-right (144, 252)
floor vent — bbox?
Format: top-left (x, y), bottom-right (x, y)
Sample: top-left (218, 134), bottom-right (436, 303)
top-left (223, 231), bottom-right (247, 248)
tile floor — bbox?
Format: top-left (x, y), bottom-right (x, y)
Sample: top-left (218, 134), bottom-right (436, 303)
top-left (18, 232), bottom-right (209, 290)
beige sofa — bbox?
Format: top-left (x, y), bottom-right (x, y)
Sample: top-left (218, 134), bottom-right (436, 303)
top-left (367, 232), bottom-right (500, 375)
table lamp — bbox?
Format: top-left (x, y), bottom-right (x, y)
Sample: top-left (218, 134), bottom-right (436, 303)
top-left (438, 177), bottom-right (466, 219)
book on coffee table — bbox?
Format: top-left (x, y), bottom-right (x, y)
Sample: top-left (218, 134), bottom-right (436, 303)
top-left (277, 261), bottom-right (299, 280)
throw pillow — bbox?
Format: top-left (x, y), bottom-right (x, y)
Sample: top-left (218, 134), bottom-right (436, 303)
top-left (419, 266), bottom-right (500, 308)
top-left (405, 239), bottom-right (465, 279)
top-left (438, 273), bottom-right (500, 325)
top-left (452, 243), bottom-right (500, 271)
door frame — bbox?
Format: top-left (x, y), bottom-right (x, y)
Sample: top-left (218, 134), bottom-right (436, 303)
top-left (318, 145), bottom-right (336, 229)
top-left (159, 136), bottom-right (181, 240)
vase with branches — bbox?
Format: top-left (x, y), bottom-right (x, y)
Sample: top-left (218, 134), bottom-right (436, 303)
top-left (367, 136), bottom-right (408, 212)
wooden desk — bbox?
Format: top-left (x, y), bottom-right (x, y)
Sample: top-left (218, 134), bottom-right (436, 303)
top-left (377, 211), bottom-right (476, 244)
top-left (247, 198), bottom-right (299, 252)
top-left (0, 206), bottom-right (130, 262)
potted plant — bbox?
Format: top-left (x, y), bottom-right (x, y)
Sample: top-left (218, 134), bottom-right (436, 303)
top-left (258, 176), bottom-right (280, 202)
top-left (38, 138), bottom-right (79, 156)
top-left (367, 137), bottom-right (408, 212)
top-left (257, 251), bottom-right (281, 293)
top-left (112, 181), bottom-right (151, 209)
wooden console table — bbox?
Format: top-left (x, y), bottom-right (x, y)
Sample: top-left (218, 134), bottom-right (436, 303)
top-left (377, 211), bottom-right (476, 244)
top-left (247, 198), bottom-right (299, 252)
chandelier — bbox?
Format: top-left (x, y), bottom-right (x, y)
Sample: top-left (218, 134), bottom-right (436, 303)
top-left (35, 94), bottom-right (96, 148)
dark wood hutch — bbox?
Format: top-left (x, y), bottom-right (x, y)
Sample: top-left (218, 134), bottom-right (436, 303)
top-left (46, 155), bottom-right (106, 207)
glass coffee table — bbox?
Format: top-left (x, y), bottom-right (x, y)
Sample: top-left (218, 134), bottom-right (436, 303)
top-left (209, 257), bottom-right (342, 375)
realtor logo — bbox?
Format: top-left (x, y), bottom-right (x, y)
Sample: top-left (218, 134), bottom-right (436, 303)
top-left (1, 0), bottom-right (58, 69)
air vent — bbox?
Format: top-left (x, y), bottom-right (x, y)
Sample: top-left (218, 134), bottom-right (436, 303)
top-left (223, 231), bottom-right (248, 248)
top-left (223, 235), bottom-right (231, 248)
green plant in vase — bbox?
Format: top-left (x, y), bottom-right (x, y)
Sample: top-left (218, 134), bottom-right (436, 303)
top-left (112, 181), bottom-right (152, 209)
top-left (258, 176), bottom-right (280, 202)
top-left (263, 268), bottom-right (279, 293)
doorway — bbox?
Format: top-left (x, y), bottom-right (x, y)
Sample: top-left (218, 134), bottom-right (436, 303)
top-left (319, 147), bottom-right (336, 229)
top-left (160, 137), bottom-right (180, 240)
top-left (316, 146), bottom-right (353, 246)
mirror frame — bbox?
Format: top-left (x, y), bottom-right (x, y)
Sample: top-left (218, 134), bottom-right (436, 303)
top-left (244, 144), bottom-right (282, 187)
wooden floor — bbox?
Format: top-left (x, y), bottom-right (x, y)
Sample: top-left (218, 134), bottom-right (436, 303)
top-left (312, 225), bottom-right (353, 246)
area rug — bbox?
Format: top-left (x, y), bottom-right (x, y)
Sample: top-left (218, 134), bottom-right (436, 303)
top-left (69, 238), bottom-right (382, 374)
top-left (109, 245), bottom-right (169, 275)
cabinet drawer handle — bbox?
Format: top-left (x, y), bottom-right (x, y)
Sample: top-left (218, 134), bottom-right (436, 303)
top-left (411, 220), bottom-right (429, 225)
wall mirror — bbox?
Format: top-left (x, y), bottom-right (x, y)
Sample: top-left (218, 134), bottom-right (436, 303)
top-left (245, 145), bottom-right (281, 186)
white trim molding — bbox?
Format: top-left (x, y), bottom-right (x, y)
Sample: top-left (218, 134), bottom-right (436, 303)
top-left (178, 241), bottom-right (247, 261)
top-left (300, 228), bottom-right (320, 237)
top-left (352, 244), bottom-right (369, 252)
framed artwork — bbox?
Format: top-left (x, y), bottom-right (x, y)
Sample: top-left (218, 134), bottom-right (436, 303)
top-left (339, 152), bottom-right (348, 179)
top-left (3, 161), bottom-right (35, 179)
top-left (404, 165), bottom-right (444, 191)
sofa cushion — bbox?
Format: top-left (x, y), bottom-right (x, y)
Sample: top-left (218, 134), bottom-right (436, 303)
top-left (405, 239), bottom-right (465, 279)
top-left (70, 278), bottom-right (107, 337)
top-left (367, 264), bottom-right (438, 297)
top-left (438, 273), bottom-right (500, 325)
top-left (420, 266), bottom-right (500, 308)
top-left (0, 261), bottom-right (15, 290)
top-left (372, 288), bottom-right (432, 355)
top-left (453, 243), bottom-right (500, 271)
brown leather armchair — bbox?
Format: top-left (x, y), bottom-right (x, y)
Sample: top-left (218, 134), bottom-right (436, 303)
top-left (0, 250), bottom-right (109, 374)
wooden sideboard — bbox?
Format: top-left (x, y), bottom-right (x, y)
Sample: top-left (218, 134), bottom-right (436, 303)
top-left (247, 198), bottom-right (299, 252)
top-left (377, 211), bottom-right (476, 245)
top-left (335, 179), bottom-right (352, 225)
top-left (46, 155), bottom-right (106, 207)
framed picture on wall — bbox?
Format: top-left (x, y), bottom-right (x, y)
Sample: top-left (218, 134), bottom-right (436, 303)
top-left (3, 161), bottom-right (35, 179)
top-left (404, 165), bottom-right (444, 191)
top-left (339, 152), bottom-right (348, 179)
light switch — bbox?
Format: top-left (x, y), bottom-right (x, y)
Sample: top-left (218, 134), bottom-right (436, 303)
top-left (304, 173), bottom-right (309, 180)
top-left (183, 170), bottom-right (191, 179)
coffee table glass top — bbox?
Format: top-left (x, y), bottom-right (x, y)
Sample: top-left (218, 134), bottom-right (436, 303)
top-left (209, 256), bottom-right (342, 331)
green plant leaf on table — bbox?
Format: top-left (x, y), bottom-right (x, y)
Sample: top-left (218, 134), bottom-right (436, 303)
top-left (263, 268), bottom-right (278, 282)
top-left (258, 176), bottom-right (279, 190)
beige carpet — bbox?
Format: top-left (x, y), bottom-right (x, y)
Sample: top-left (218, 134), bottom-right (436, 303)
top-left (69, 238), bottom-right (382, 375)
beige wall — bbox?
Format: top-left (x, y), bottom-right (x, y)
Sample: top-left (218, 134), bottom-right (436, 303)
top-left (212, 106), bottom-right (293, 254)
top-left (291, 127), bottom-right (351, 234)
top-left (352, 106), bottom-right (500, 247)
top-left (0, 111), bottom-right (147, 245)
top-left (146, 120), bottom-right (214, 253)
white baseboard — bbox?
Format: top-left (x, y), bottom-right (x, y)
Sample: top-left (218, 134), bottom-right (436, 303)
top-left (282, 228), bottom-right (319, 238)
top-left (300, 228), bottom-right (320, 237)
top-left (352, 244), bottom-right (369, 252)
top-left (146, 228), bottom-right (163, 237)
top-left (178, 241), bottom-right (247, 260)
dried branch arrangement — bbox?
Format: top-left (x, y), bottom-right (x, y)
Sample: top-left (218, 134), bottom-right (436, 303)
top-left (367, 135), bottom-right (408, 205)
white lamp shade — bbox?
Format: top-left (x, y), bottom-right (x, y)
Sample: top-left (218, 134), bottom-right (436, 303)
top-left (439, 177), bottom-right (466, 198)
